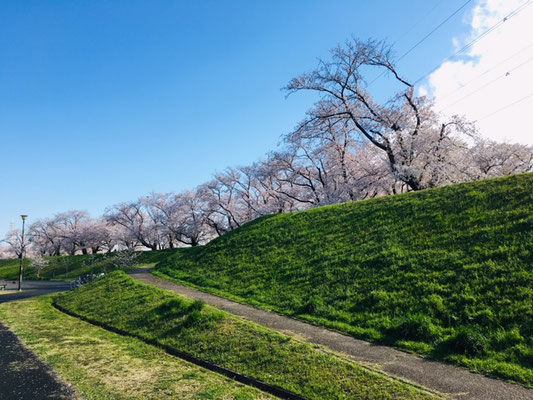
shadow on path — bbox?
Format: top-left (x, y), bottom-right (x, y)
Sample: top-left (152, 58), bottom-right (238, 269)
top-left (0, 323), bottom-right (76, 400)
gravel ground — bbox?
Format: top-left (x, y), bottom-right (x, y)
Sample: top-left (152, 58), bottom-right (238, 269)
top-left (130, 268), bottom-right (533, 400)
top-left (0, 322), bottom-right (76, 400)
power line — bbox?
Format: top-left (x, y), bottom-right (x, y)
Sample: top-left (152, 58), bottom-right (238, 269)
top-left (435, 42), bottom-right (533, 103)
top-left (396, 0), bottom-right (473, 64)
top-left (438, 55), bottom-right (533, 112)
top-left (367, 0), bottom-right (472, 87)
top-left (475, 92), bottom-right (533, 122)
top-left (390, 0), bottom-right (445, 48)
top-left (414, 0), bottom-right (533, 86)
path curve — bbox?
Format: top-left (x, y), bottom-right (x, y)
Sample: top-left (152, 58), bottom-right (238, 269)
top-left (0, 322), bottom-right (76, 400)
top-left (130, 268), bottom-right (533, 400)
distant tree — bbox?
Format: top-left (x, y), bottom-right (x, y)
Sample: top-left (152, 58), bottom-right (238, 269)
top-left (111, 249), bottom-right (140, 271)
top-left (81, 218), bottom-right (112, 254)
top-left (253, 157), bottom-right (301, 214)
top-left (469, 139), bottom-right (533, 179)
top-left (105, 201), bottom-right (163, 251)
top-left (55, 210), bottom-right (91, 255)
top-left (0, 245), bottom-right (11, 259)
top-left (29, 254), bottom-right (49, 278)
top-left (28, 218), bottom-right (64, 256)
top-left (2, 229), bottom-right (25, 258)
top-left (171, 190), bottom-right (211, 246)
top-left (197, 174), bottom-right (247, 236)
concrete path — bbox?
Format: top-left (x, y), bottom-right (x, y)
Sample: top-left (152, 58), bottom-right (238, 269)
top-left (0, 322), bottom-right (76, 400)
top-left (0, 280), bottom-right (71, 304)
top-left (130, 268), bottom-right (533, 400)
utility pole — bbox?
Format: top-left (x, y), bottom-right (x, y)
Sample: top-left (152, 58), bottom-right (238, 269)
top-left (18, 215), bottom-right (28, 292)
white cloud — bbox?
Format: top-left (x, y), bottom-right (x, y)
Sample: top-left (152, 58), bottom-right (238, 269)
top-left (423, 0), bottom-right (533, 145)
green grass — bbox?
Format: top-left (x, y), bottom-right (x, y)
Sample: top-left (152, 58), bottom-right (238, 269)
top-left (0, 295), bottom-right (273, 400)
top-left (0, 249), bottom-right (177, 281)
top-left (153, 173), bottom-right (533, 386)
top-left (55, 271), bottom-right (438, 400)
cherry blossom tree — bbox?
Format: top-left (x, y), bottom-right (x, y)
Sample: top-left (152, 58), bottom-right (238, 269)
top-left (0, 246), bottom-right (11, 259)
top-left (285, 38), bottom-right (477, 191)
top-left (252, 157), bottom-right (301, 214)
top-left (6, 39), bottom-right (532, 253)
top-left (81, 218), bottom-right (113, 254)
top-left (54, 210), bottom-right (92, 255)
top-left (105, 201), bottom-right (164, 251)
top-left (171, 190), bottom-right (211, 246)
top-left (143, 190), bottom-right (211, 247)
top-left (29, 254), bottom-right (49, 278)
top-left (197, 173), bottom-right (249, 235)
top-left (469, 139), bottom-right (533, 179)
top-left (2, 229), bottom-right (25, 258)
top-left (28, 218), bottom-right (65, 256)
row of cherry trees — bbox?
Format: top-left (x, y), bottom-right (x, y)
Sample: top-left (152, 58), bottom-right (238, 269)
top-left (3, 39), bottom-right (533, 257)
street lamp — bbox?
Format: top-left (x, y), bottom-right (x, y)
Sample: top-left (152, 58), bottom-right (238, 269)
top-left (18, 215), bottom-right (28, 292)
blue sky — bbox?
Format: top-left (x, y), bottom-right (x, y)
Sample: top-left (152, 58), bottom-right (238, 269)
top-left (0, 0), bottom-right (474, 231)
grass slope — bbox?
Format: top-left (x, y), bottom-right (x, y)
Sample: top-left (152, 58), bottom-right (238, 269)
top-left (0, 249), bottom-right (175, 281)
top-left (154, 173), bottom-right (533, 386)
top-left (55, 271), bottom-right (436, 400)
top-left (0, 296), bottom-right (273, 400)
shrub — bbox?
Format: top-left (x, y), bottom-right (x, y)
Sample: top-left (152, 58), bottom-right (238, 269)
top-left (492, 328), bottom-right (522, 351)
top-left (299, 296), bottom-right (328, 316)
top-left (468, 308), bottom-right (495, 328)
top-left (513, 345), bottom-right (533, 368)
top-left (388, 314), bottom-right (440, 343)
top-left (441, 327), bottom-right (488, 356)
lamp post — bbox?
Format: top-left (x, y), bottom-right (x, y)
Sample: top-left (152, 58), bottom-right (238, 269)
top-left (17, 215), bottom-right (28, 292)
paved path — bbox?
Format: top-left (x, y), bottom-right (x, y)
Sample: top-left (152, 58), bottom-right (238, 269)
top-left (0, 280), bottom-right (71, 304)
top-left (0, 322), bottom-right (76, 400)
top-left (130, 268), bottom-right (533, 400)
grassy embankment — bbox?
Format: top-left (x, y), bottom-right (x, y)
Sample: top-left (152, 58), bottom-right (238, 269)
top-left (54, 271), bottom-right (438, 400)
top-left (0, 249), bottom-right (175, 281)
top-left (0, 295), bottom-right (273, 400)
top-left (153, 173), bottom-right (533, 386)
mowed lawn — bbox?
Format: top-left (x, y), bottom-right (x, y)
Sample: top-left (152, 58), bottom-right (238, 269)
top-left (0, 295), bottom-right (274, 400)
top-left (153, 173), bottom-right (533, 386)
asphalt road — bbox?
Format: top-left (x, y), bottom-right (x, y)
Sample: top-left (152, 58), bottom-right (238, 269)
top-left (0, 280), bottom-right (71, 304)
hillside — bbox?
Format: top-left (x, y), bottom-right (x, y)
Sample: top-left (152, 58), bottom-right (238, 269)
top-left (154, 173), bottom-right (533, 386)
